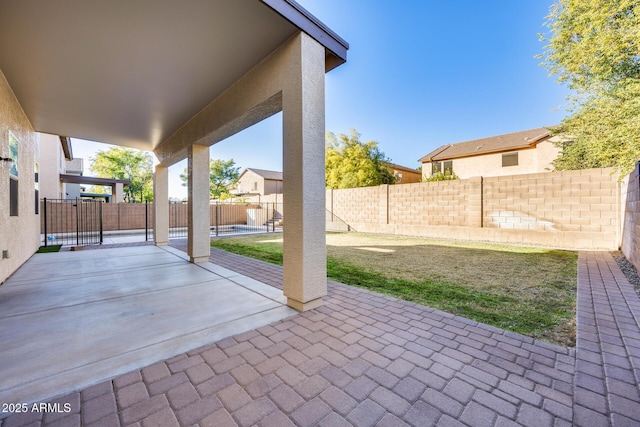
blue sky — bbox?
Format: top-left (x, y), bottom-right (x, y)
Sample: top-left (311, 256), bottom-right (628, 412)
top-left (73, 1), bottom-right (569, 199)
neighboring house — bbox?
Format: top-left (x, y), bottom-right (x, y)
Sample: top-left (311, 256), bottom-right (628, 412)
top-left (233, 168), bottom-right (283, 196)
top-left (39, 134), bottom-right (73, 200)
top-left (418, 127), bottom-right (562, 179)
top-left (384, 162), bottom-right (422, 184)
top-left (39, 134), bottom-right (82, 199)
top-left (39, 133), bottom-right (129, 202)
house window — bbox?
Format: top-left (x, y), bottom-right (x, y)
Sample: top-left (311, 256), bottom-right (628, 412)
top-left (8, 132), bottom-right (19, 216)
top-left (443, 161), bottom-right (453, 176)
top-left (10, 177), bottom-right (18, 216)
top-left (9, 132), bottom-right (18, 178)
top-left (431, 162), bottom-right (441, 175)
top-left (431, 161), bottom-right (454, 176)
top-left (502, 152), bottom-right (518, 167)
top-left (252, 182), bottom-right (257, 191)
top-left (35, 164), bottom-right (39, 214)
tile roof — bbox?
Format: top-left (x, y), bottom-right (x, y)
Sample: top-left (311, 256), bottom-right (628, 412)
top-left (243, 168), bottom-right (283, 181)
top-left (418, 127), bottom-right (552, 162)
top-left (383, 162), bottom-right (422, 174)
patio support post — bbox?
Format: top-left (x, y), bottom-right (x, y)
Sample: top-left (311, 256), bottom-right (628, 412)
top-left (187, 144), bottom-right (210, 263)
top-left (112, 183), bottom-right (124, 203)
top-left (282, 33), bottom-right (327, 311)
top-left (153, 164), bottom-right (169, 246)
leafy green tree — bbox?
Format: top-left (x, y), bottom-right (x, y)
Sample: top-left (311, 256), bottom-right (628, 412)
top-left (423, 170), bottom-right (459, 182)
top-left (90, 147), bottom-right (153, 202)
top-left (180, 159), bottom-right (240, 199)
top-left (539, 0), bottom-right (640, 175)
top-left (326, 129), bottom-right (395, 189)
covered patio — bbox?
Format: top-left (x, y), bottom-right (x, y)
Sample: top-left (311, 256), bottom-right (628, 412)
top-left (0, 0), bottom-right (349, 311)
top-left (0, 0), bottom-right (352, 420)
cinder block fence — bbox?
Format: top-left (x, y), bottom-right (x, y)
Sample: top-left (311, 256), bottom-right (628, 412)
top-left (622, 163), bottom-right (639, 270)
top-left (38, 166), bottom-right (640, 272)
top-left (327, 168), bottom-right (634, 252)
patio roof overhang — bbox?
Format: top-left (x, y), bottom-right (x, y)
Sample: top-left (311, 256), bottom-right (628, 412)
top-left (1, 0), bottom-right (346, 312)
top-left (59, 174), bottom-right (131, 187)
top-left (0, 0), bottom-right (347, 152)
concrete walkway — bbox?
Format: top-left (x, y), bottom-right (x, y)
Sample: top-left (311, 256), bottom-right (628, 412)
top-left (1, 242), bottom-right (639, 426)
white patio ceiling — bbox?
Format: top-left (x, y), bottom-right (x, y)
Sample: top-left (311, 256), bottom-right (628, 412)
top-left (0, 0), bottom-right (347, 152)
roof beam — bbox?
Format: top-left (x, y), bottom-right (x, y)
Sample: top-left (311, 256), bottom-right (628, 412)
top-left (59, 136), bottom-right (73, 160)
top-left (261, 0), bottom-right (348, 71)
top-left (59, 174), bottom-right (130, 186)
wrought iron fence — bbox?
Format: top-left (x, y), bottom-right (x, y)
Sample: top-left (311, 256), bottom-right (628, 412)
top-left (39, 199), bottom-right (281, 244)
top-left (168, 201), bottom-right (282, 238)
top-left (41, 198), bottom-right (103, 247)
top-left (168, 202), bottom-right (188, 238)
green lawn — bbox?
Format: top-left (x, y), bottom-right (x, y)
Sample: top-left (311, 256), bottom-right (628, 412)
top-left (211, 233), bottom-right (577, 346)
top-left (36, 245), bottom-right (62, 253)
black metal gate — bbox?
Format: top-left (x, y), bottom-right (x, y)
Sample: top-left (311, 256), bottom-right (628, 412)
top-left (167, 201), bottom-right (283, 238)
top-left (211, 201), bottom-right (282, 236)
top-left (41, 198), bottom-right (103, 247)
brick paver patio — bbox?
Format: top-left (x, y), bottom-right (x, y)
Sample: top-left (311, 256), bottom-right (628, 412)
top-left (1, 240), bottom-right (639, 427)
top-left (574, 252), bottom-right (640, 426)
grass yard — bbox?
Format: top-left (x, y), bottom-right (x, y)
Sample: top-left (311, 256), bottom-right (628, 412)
top-left (211, 232), bottom-right (578, 346)
top-left (36, 245), bottom-right (62, 253)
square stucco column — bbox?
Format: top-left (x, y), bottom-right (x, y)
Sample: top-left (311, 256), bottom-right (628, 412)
top-left (153, 164), bottom-right (169, 246)
top-left (188, 144), bottom-right (211, 263)
top-left (282, 33), bottom-right (327, 312)
top-left (111, 182), bottom-right (124, 203)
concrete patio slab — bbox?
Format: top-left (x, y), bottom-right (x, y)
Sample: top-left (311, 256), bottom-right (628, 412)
top-left (6, 245), bottom-right (182, 283)
top-left (0, 245), bottom-right (296, 407)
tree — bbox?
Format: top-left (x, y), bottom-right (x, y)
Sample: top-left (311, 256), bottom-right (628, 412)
top-left (325, 129), bottom-right (396, 189)
top-left (180, 159), bottom-right (240, 199)
top-left (90, 147), bottom-right (153, 202)
top-left (539, 0), bottom-right (640, 176)
top-left (423, 170), bottom-right (459, 182)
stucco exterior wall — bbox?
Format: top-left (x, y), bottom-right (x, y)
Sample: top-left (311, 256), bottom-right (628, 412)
top-left (39, 133), bottom-right (64, 200)
top-left (0, 70), bottom-right (40, 284)
top-left (236, 170), bottom-right (283, 196)
top-left (390, 168), bottom-right (422, 184)
top-left (327, 168), bottom-right (621, 250)
top-left (535, 138), bottom-right (562, 172)
top-left (244, 193), bottom-right (283, 204)
top-left (422, 139), bottom-right (561, 180)
top-left (236, 170), bottom-right (264, 195)
top-left (65, 158), bottom-right (83, 175)
top-left (264, 179), bottom-right (283, 195)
